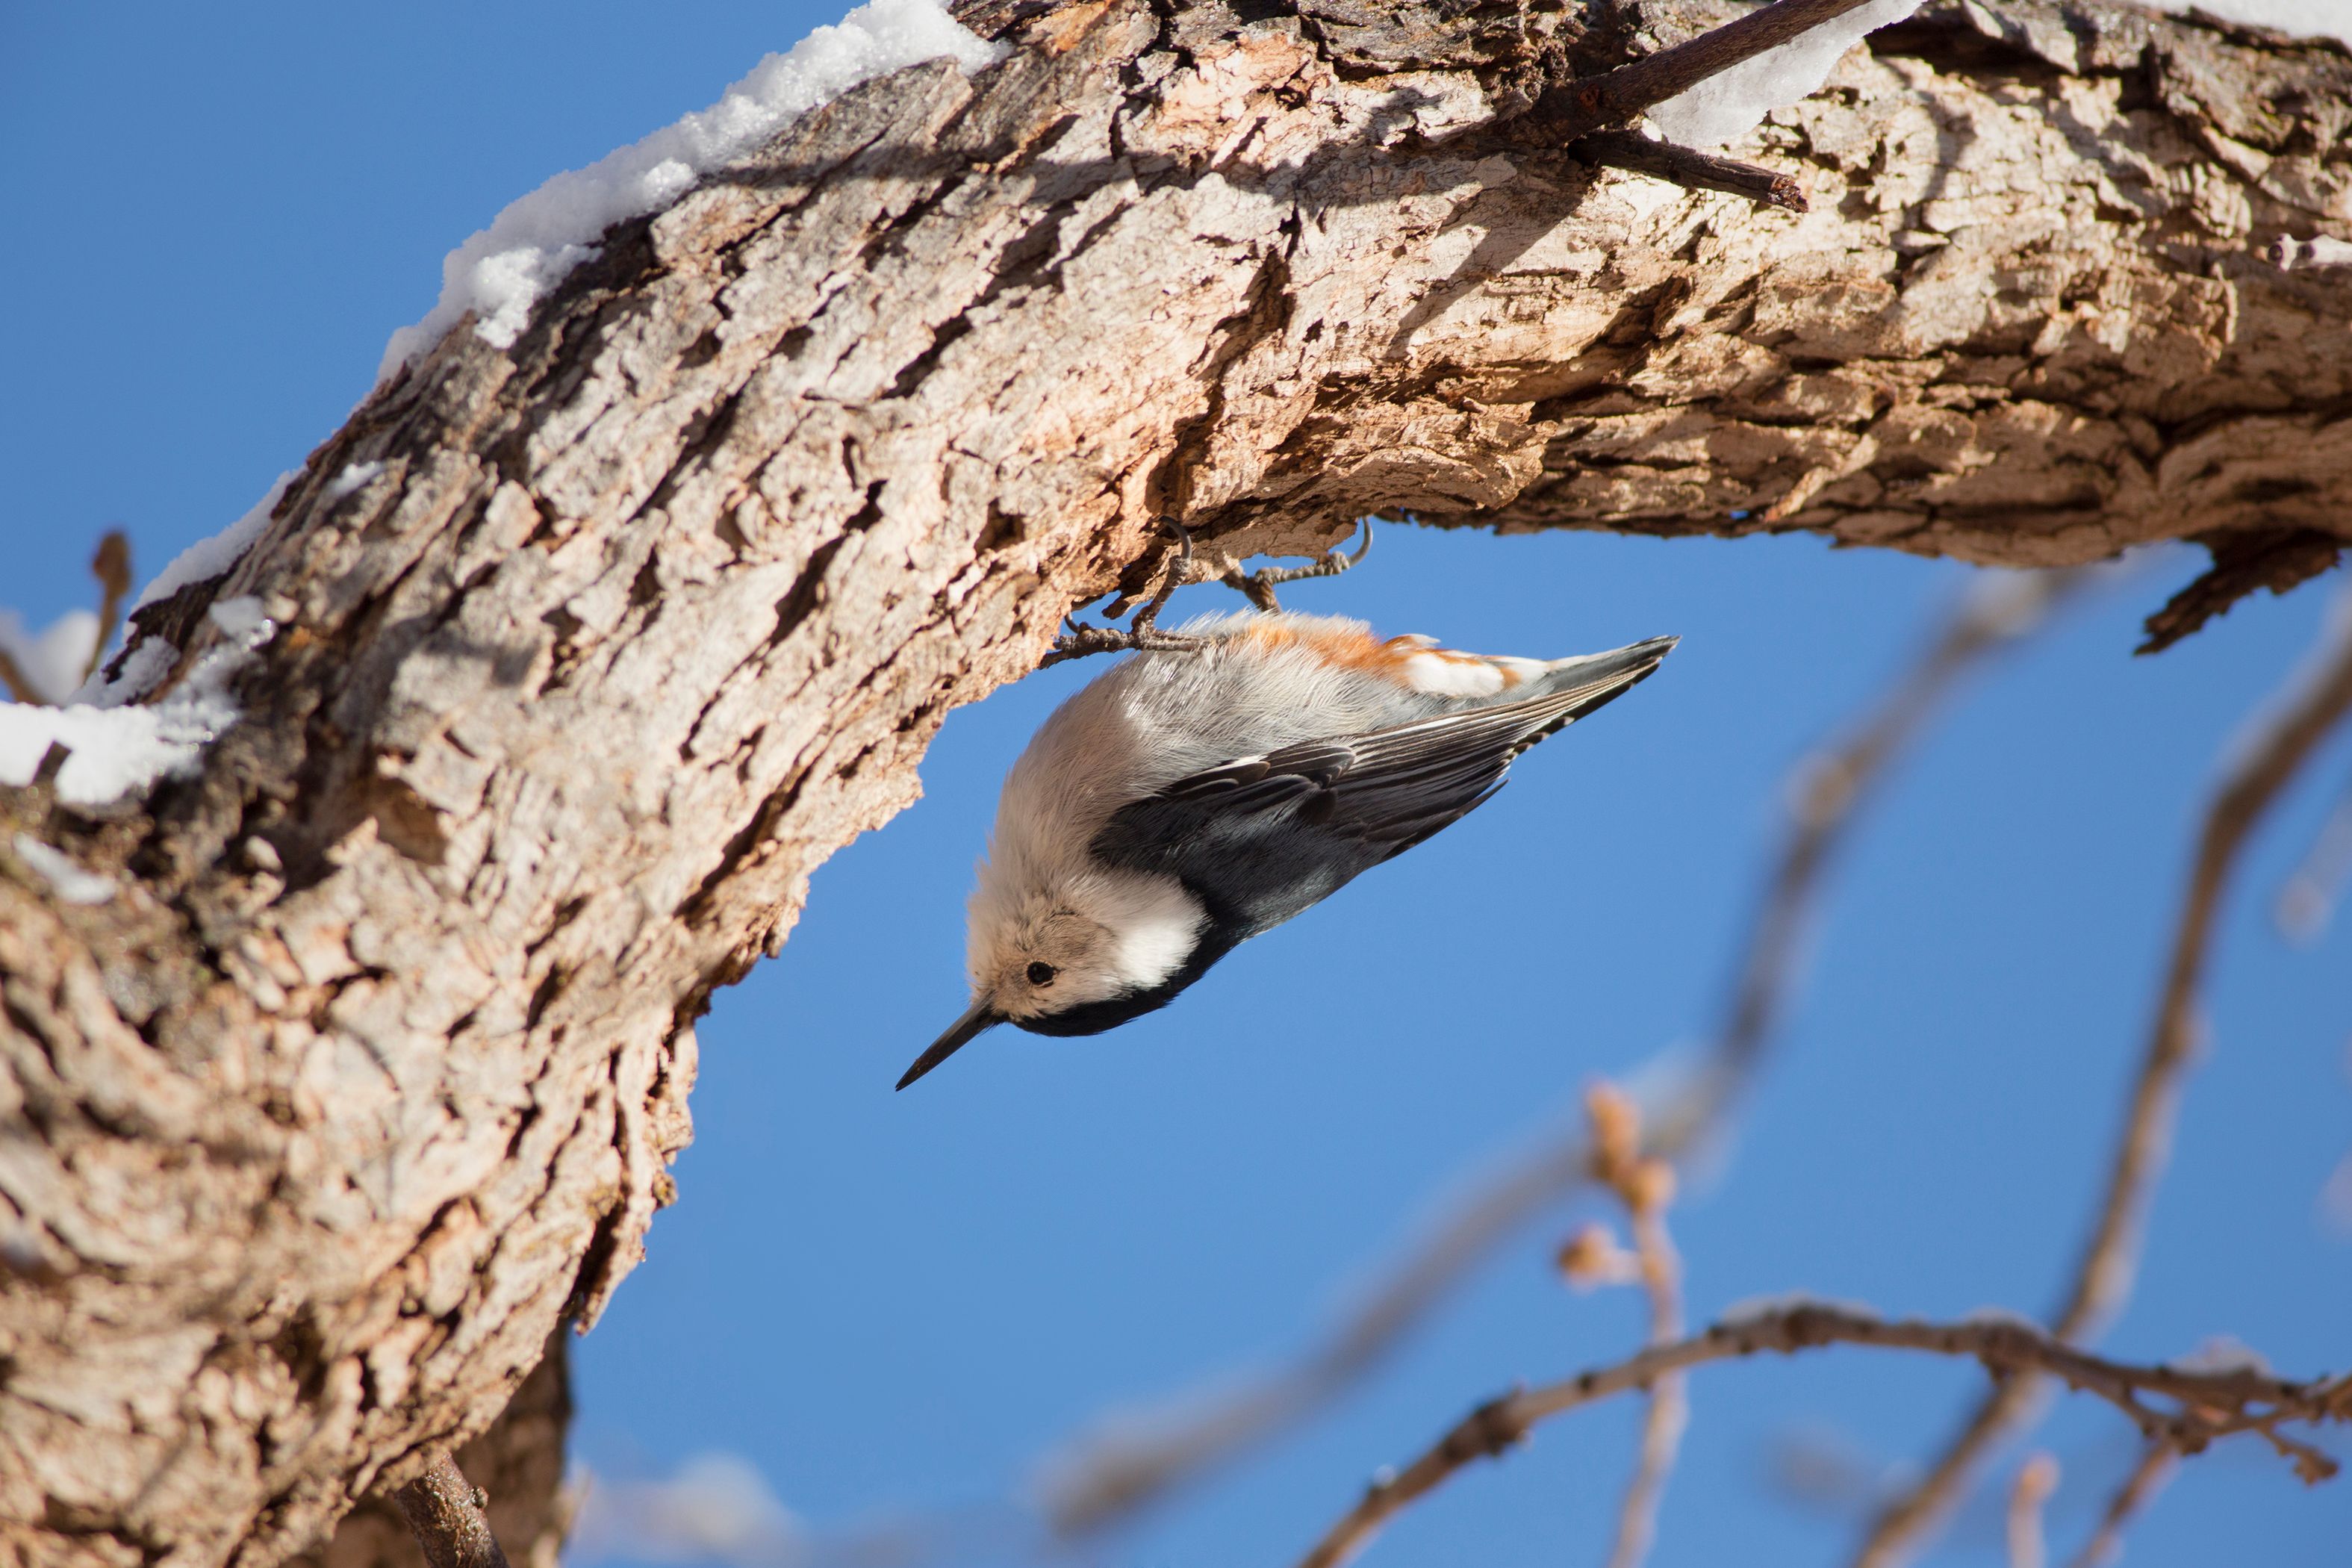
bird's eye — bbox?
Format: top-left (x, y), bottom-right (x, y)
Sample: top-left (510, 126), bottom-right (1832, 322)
top-left (1027, 961), bottom-right (1057, 986)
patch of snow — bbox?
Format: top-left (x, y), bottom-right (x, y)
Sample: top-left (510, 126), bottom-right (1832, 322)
top-left (2173, 1336), bottom-right (2273, 1376)
top-left (1959, 1305), bottom-right (2038, 1330)
top-left (13, 833), bottom-right (117, 906)
top-left (379, 0), bottom-right (1006, 379)
top-left (323, 459), bottom-right (385, 503)
top-left (0, 609), bottom-right (100, 705)
top-left (129, 473), bottom-right (294, 615)
top-left (0, 597), bottom-right (276, 806)
top-left (1646, 0), bottom-right (2348, 154)
top-left (2174, 0), bottom-right (2352, 44)
top-left (1647, 0), bottom-right (1923, 149)
top-left (60, 473), bottom-right (293, 709)
top-left (75, 638), bottom-right (176, 712)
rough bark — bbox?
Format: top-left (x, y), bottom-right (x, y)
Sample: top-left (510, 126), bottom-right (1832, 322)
top-left (283, 1336), bottom-right (567, 1568)
top-left (0, 0), bottom-right (2345, 1563)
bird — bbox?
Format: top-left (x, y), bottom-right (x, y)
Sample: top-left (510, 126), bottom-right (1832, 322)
top-left (895, 610), bottom-right (1678, 1088)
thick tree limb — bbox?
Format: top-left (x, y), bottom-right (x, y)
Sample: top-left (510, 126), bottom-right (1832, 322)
top-left (1, 0), bottom-right (2347, 1561)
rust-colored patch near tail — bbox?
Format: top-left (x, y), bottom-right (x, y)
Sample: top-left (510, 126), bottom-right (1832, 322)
top-left (1232, 621), bottom-right (1522, 691)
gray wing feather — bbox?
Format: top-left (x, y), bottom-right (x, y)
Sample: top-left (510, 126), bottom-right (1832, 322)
top-left (1090, 641), bottom-right (1670, 935)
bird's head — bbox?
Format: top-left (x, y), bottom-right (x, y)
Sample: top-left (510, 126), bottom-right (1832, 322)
top-left (896, 863), bottom-right (1204, 1089)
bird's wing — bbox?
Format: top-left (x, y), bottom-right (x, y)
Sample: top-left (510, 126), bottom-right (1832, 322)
top-left (1090, 638), bottom-right (1671, 933)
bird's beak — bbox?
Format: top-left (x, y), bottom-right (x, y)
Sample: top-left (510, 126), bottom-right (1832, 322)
top-left (897, 1000), bottom-right (1002, 1090)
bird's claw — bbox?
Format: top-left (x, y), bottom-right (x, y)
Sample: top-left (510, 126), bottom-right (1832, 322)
top-left (1219, 517), bottom-right (1373, 613)
top-left (1042, 520), bottom-right (1204, 667)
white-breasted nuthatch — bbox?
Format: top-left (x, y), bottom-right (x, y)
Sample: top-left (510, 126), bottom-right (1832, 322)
top-left (897, 608), bottom-right (1677, 1088)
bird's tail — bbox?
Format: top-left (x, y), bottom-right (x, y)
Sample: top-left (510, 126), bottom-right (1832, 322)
top-left (1532, 634), bottom-right (1679, 720)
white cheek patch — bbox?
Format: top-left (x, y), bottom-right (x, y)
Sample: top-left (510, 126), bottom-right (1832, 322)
top-left (1099, 873), bottom-right (1207, 992)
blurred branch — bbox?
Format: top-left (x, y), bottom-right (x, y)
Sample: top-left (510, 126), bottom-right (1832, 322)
top-left (1289, 1303), bottom-right (2348, 1568)
top-left (1038, 570), bottom-right (2086, 1537)
top-left (2061, 1443), bottom-right (2176, 1568)
top-left (1580, 1085), bottom-right (1686, 1568)
top-left (392, 1452), bottom-right (514, 1568)
top-left (0, 528), bottom-right (131, 705)
top-left (85, 530), bottom-right (131, 685)
top-left (2274, 769), bottom-right (2352, 944)
top-left (1853, 591), bottom-right (2352, 1567)
top-left (2005, 1455), bottom-right (2057, 1568)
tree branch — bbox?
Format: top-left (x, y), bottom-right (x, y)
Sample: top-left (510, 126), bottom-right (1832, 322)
top-left (1291, 1303), bottom-right (2348, 1568)
top-left (391, 1454), bottom-right (512, 1568)
top-left (1572, 131), bottom-right (1809, 211)
top-left (1852, 591), bottom-right (2352, 1567)
top-left (1583, 1085), bottom-right (1687, 1568)
top-left (1474, 0), bottom-right (1886, 149)
top-left (2006, 1454), bottom-right (2058, 1568)
top-left (2061, 1443), bottom-right (2175, 1568)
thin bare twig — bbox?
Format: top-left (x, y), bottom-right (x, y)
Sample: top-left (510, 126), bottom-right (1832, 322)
top-left (1290, 1304), bottom-right (2348, 1568)
top-left (392, 1449), bottom-right (513, 1568)
top-left (0, 529), bottom-right (133, 705)
top-left (1039, 571), bottom-right (2083, 1537)
top-left (85, 531), bottom-right (131, 686)
top-left (2061, 1443), bottom-right (2177, 1568)
top-left (1854, 594), bottom-right (2352, 1568)
top-left (1579, 1085), bottom-right (1687, 1568)
top-left (1575, 131), bottom-right (1808, 211)
top-left (2006, 1454), bottom-right (2059, 1568)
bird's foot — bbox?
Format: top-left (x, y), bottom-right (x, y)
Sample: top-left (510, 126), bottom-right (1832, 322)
top-left (1219, 518), bottom-right (1373, 613)
top-left (1042, 521), bottom-right (1205, 667)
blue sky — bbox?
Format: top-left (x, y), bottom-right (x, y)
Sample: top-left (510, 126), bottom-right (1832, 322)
top-left (5, 6), bottom-right (2348, 1567)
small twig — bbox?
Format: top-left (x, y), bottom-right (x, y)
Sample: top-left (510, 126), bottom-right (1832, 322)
top-left (1290, 1304), bottom-right (2348, 1568)
top-left (2268, 234), bottom-right (2352, 270)
top-left (2006, 1454), bottom-right (2058, 1568)
top-left (0, 529), bottom-right (134, 706)
top-left (1221, 518), bottom-right (1372, 613)
top-left (391, 1449), bottom-right (512, 1568)
top-left (1466, 0), bottom-right (1885, 150)
top-left (1574, 131), bottom-right (1807, 211)
top-left (85, 531), bottom-right (131, 686)
top-left (1854, 591), bottom-right (2352, 1568)
top-left (2061, 1443), bottom-right (2177, 1568)
top-left (1042, 522), bottom-right (1201, 666)
top-left (1037, 571), bottom-right (2084, 1538)
top-left (1576, 1084), bottom-right (1687, 1568)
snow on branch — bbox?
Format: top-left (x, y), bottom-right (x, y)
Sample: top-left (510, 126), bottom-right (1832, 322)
top-left (377, 0), bottom-right (1005, 377)
top-left (1645, 0), bottom-right (1920, 149)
